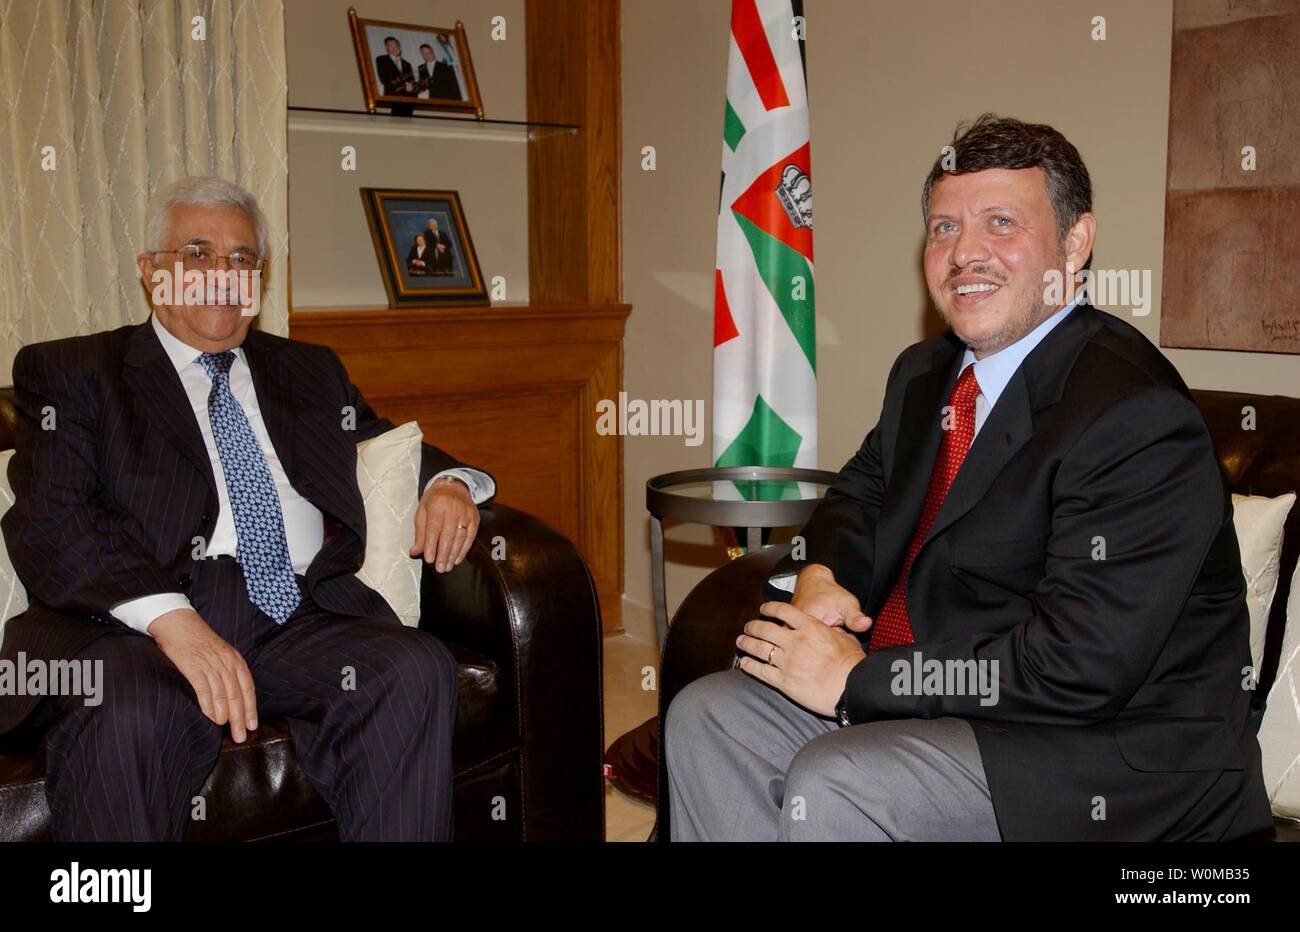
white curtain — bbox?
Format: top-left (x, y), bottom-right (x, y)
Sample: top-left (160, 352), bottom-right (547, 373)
top-left (0, 0), bottom-right (290, 383)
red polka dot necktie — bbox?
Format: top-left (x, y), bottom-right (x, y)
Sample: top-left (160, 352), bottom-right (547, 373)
top-left (868, 363), bottom-right (981, 652)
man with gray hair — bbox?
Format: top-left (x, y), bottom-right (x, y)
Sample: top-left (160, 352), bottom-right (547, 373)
top-left (0, 176), bottom-right (494, 841)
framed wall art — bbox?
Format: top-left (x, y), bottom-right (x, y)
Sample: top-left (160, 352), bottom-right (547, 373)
top-left (348, 8), bottom-right (484, 118)
top-left (360, 188), bottom-right (488, 307)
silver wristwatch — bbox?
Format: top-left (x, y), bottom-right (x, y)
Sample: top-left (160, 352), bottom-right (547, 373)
top-left (835, 692), bottom-right (852, 727)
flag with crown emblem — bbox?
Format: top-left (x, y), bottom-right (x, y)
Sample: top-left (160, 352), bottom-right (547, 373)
top-left (712, 0), bottom-right (815, 483)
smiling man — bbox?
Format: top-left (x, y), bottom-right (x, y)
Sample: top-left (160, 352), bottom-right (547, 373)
top-left (0, 176), bottom-right (494, 841)
top-left (665, 115), bottom-right (1272, 842)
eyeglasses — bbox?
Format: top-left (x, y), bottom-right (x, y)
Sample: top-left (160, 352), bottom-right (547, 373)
top-left (153, 244), bottom-right (265, 271)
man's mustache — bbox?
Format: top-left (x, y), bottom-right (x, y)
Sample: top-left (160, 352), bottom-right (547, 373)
top-left (944, 268), bottom-right (1006, 288)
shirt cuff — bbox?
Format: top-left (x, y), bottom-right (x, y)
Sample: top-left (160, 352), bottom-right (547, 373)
top-left (110, 593), bottom-right (193, 635)
top-left (768, 572), bottom-right (798, 593)
top-left (424, 467), bottom-right (495, 506)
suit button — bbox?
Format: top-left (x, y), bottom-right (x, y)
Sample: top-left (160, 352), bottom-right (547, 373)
top-left (201, 512), bottom-right (213, 525)
top-left (178, 573), bottom-right (192, 589)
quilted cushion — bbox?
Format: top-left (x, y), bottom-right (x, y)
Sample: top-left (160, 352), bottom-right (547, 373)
top-left (354, 422), bottom-right (423, 625)
top-left (0, 450), bottom-right (28, 640)
top-left (1260, 558), bottom-right (1300, 820)
top-left (1231, 492), bottom-right (1295, 673)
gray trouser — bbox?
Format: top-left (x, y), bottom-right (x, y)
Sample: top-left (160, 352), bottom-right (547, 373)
top-left (665, 669), bottom-right (1001, 841)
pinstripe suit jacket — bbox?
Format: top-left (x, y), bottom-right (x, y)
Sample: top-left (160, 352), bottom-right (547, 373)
top-left (0, 319), bottom-right (473, 733)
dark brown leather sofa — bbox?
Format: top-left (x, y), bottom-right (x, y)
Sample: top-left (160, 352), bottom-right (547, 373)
top-left (0, 388), bottom-right (605, 841)
top-left (657, 389), bottom-right (1300, 842)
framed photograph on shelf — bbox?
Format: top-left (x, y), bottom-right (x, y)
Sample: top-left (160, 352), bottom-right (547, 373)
top-left (360, 188), bottom-right (488, 307)
top-left (348, 8), bottom-right (484, 118)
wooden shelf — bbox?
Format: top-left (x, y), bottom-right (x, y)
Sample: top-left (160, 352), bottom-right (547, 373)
top-left (290, 302), bottom-right (629, 354)
top-left (287, 106), bottom-right (579, 142)
top-left (289, 303), bottom-right (630, 350)
top-left (290, 301), bottom-right (627, 321)
top-left (287, 1), bottom-right (626, 631)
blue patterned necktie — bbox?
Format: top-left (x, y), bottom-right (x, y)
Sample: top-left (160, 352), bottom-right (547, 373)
top-left (197, 351), bottom-right (301, 624)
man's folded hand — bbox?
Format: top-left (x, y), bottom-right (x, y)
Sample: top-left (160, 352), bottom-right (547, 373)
top-left (792, 564), bottom-right (873, 632)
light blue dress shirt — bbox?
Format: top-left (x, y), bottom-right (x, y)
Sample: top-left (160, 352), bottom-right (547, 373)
top-left (961, 292), bottom-right (1083, 438)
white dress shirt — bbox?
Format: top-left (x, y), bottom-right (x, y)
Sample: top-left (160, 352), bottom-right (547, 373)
top-left (111, 314), bottom-right (494, 634)
top-left (771, 294), bottom-right (1084, 592)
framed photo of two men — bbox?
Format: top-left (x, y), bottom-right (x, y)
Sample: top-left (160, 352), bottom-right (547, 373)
top-left (360, 188), bottom-right (488, 307)
top-left (348, 7), bottom-right (484, 118)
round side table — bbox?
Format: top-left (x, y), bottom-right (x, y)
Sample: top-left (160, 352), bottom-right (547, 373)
top-left (603, 466), bottom-right (837, 810)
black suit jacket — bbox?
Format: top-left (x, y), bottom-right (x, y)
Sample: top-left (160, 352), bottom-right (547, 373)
top-left (422, 230), bottom-right (454, 273)
top-left (0, 320), bottom-right (490, 733)
top-left (418, 60), bottom-right (461, 100)
top-left (407, 243), bottom-right (431, 274)
top-left (376, 55), bottom-right (416, 96)
top-left (776, 303), bottom-right (1272, 841)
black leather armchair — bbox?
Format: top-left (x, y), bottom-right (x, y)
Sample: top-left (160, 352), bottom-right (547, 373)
top-left (0, 388), bottom-right (605, 841)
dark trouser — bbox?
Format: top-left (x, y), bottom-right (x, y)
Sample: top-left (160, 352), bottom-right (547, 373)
top-left (40, 558), bottom-right (458, 841)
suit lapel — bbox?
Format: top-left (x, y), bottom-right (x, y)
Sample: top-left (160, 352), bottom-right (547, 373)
top-left (868, 340), bottom-right (962, 609)
top-left (868, 303), bottom-right (1105, 609)
top-left (241, 331), bottom-right (296, 483)
top-left (122, 322), bottom-right (215, 492)
top-left (243, 331), bottom-right (365, 537)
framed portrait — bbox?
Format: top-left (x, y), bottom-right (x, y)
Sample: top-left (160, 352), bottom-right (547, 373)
top-left (360, 188), bottom-right (488, 307)
top-left (348, 8), bottom-right (484, 118)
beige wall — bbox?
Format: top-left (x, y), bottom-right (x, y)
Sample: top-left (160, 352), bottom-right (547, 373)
top-left (620, 0), bottom-right (1300, 637)
top-left (284, 0), bottom-right (527, 309)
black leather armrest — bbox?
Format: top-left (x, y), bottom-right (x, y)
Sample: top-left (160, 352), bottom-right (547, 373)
top-left (659, 544), bottom-right (790, 704)
top-left (655, 543), bottom-right (789, 841)
top-left (418, 503), bottom-right (604, 840)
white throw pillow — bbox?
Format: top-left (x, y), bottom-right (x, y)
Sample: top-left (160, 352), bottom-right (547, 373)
top-left (1259, 558), bottom-right (1300, 820)
top-left (1232, 492), bottom-right (1296, 673)
top-left (354, 421), bottom-right (424, 626)
top-left (0, 450), bottom-right (29, 641)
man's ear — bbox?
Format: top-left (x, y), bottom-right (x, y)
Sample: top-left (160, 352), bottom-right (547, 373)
top-left (136, 253), bottom-right (158, 306)
top-left (1064, 212), bottom-right (1096, 275)
top-left (136, 252), bottom-right (154, 286)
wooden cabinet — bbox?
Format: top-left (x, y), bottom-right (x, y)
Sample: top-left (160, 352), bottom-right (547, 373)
top-left (291, 302), bottom-right (627, 631)
top-left (290, 1), bottom-right (626, 630)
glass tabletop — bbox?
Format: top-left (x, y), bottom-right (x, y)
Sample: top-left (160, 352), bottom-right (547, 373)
top-left (646, 466), bottom-right (839, 527)
top-left (666, 477), bottom-right (832, 503)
